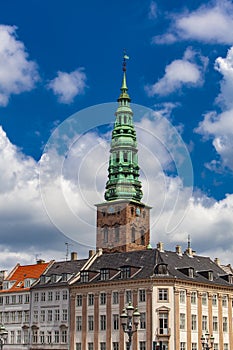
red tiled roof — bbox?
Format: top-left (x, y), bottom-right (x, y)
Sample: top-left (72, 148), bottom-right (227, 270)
top-left (0, 262), bottom-right (52, 293)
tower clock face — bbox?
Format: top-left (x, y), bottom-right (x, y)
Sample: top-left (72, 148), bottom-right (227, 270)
top-left (108, 206), bottom-right (115, 214)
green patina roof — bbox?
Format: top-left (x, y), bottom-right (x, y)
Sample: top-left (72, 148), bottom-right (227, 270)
top-left (104, 57), bottom-right (143, 202)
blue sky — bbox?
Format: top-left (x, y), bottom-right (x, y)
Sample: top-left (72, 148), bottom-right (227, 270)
top-left (0, 0), bottom-right (233, 270)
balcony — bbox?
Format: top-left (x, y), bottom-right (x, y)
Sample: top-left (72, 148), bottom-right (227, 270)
top-left (156, 328), bottom-right (171, 337)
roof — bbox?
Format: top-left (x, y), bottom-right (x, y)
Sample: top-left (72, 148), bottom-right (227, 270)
top-left (72, 248), bottom-right (233, 288)
top-left (32, 258), bottom-right (88, 289)
top-left (0, 261), bottom-right (52, 293)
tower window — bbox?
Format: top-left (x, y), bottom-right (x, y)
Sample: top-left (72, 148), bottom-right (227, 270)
top-left (131, 207), bottom-right (134, 215)
top-left (115, 226), bottom-right (119, 242)
top-left (116, 152), bottom-right (119, 163)
top-left (131, 227), bottom-right (136, 243)
top-left (141, 231), bottom-right (145, 245)
top-left (123, 152), bottom-right (128, 162)
top-left (103, 227), bottom-right (108, 243)
top-left (124, 115), bottom-right (127, 123)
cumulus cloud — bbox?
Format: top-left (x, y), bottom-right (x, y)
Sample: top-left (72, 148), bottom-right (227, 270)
top-left (196, 47), bottom-right (233, 171)
top-left (0, 25), bottom-right (39, 106)
top-left (47, 68), bottom-right (87, 104)
top-left (153, 0), bottom-right (233, 45)
top-left (145, 48), bottom-right (208, 96)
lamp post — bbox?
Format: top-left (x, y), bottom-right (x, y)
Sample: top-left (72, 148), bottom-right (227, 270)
top-left (0, 324), bottom-right (8, 350)
top-left (201, 331), bottom-right (214, 350)
top-left (120, 301), bottom-right (140, 350)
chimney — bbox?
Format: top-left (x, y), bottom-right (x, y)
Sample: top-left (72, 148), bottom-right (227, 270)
top-left (157, 242), bottom-right (164, 252)
top-left (214, 258), bottom-right (220, 266)
top-left (176, 245), bottom-right (182, 256)
top-left (37, 259), bottom-right (45, 264)
top-left (89, 250), bottom-right (95, 258)
top-left (71, 252), bottom-right (78, 261)
top-left (186, 247), bottom-right (193, 257)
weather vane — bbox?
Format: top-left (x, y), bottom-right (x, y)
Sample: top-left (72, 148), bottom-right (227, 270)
top-left (123, 49), bottom-right (129, 72)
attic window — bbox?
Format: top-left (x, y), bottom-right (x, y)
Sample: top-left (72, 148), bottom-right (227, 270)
top-left (51, 274), bottom-right (60, 283)
top-left (120, 266), bottom-right (131, 279)
top-left (178, 267), bottom-right (194, 278)
top-left (80, 271), bottom-right (89, 283)
top-left (100, 269), bottom-right (109, 281)
top-left (154, 263), bottom-right (168, 275)
top-left (62, 273), bottom-right (71, 282)
top-left (198, 270), bottom-right (213, 281)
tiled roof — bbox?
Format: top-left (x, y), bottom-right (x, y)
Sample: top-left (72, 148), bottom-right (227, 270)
top-left (33, 259), bottom-right (88, 289)
top-left (73, 248), bottom-right (233, 288)
top-left (0, 262), bottom-right (51, 293)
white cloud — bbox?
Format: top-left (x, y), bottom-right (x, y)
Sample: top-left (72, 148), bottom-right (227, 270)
top-left (149, 1), bottom-right (158, 19)
top-left (196, 47), bottom-right (233, 171)
top-left (153, 0), bottom-right (233, 45)
top-left (0, 25), bottom-right (39, 106)
top-left (145, 48), bottom-right (207, 96)
top-left (47, 68), bottom-right (87, 104)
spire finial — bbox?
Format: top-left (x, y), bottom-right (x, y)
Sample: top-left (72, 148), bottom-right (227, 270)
top-left (119, 50), bottom-right (130, 99)
top-left (123, 49), bottom-right (129, 73)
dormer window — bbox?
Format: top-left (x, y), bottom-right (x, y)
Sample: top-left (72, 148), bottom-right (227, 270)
top-left (62, 273), bottom-right (71, 282)
top-left (120, 266), bottom-right (131, 279)
top-left (80, 271), bottom-right (89, 283)
top-left (198, 270), bottom-right (214, 281)
top-left (24, 279), bottom-right (31, 288)
top-left (2, 281), bottom-right (9, 290)
top-left (100, 269), bottom-right (109, 281)
top-left (51, 274), bottom-right (60, 283)
top-left (154, 263), bottom-right (168, 275)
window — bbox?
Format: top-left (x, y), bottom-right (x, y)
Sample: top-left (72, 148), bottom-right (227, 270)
top-left (62, 309), bottom-right (68, 322)
top-left (113, 291), bottom-right (119, 304)
top-left (158, 289), bottom-right (168, 301)
top-left (180, 343), bottom-right (186, 350)
top-left (88, 294), bottom-right (94, 306)
top-left (140, 312), bottom-right (146, 329)
top-left (159, 312), bottom-right (168, 334)
top-left (113, 342), bottom-right (119, 350)
top-left (126, 290), bottom-right (132, 303)
top-left (10, 331), bottom-right (14, 344)
top-left (113, 314), bottom-right (119, 330)
top-left (100, 315), bottom-right (106, 330)
top-left (212, 294), bottom-right (217, 306)
top-left (115, 225), bottom-right (119, 242)
top-left (40, 310), bottom-right (45, 322)
top-left (18, 311), bottom-right (22, 322)
top-left (192, 344), bottom-right (197, 350)
top-left (223, 317), bottom-right (228, 332)
top-left (202, 293), bottom-right (207, 306)
top-left (88, 343), bottom-right (93, 350)
top-left (47, 331), bottom-right (52, 344)
top-left (23, 329), bottom-right (29, 344)
top-left (222, 295), bottom-right (228, 307)
top-left (81, 271), bottom-right (89, 283)
top-left (34, 293), bottom-right (39, 302)
top-left (61, 330), bottom-right (67, 343)
top-left (77, 295), bottom-right (82, 306)
top-left (41, 292), bottom-right (46, 302)
top-left (54, 330), bottom-right (59, 343)
top-left (76, 316), bottom-right (82, 331)
top-left (191, 314), bottom-right (197, 330)
top-left (100, 269), bottom-right (109, 281)
top-left (213, 345), bottom-right (219, 350)
top-left (180, 313), bottom-right (186, 330)
top-left (104, 227), bottom-right (108, 243)
top-left (55, 309), bottom-right (60, 322)
top-left (24, 311), bottom-right (29, 323)
top-left (202, 315), bottom-right (208, 331)
top-left (100, 342), bottom-right (106, 350)
top-left (100, 292), bottom-right (106, 305)
top-left (139, 341), bottom-right (146, 350)
top-left (123, 151), bottom-right (128, 162)
top-left (191, 292), bottom-right (197, 304)
top-left (224, 344), bottom-right (229, 350)
top-left (139, 289), bottom-right (146, 302)
top-left (33, 310), bottom-right (38, 323)
top-left (47, 310), bottom-right (52, 322)
top-left (48, 291), bottom-right (53, 301)
top-left (40, 331), bottom-right (45, 344)
top-left (11, 311), bottom-right (16, 322)
top-left (32, 330), bottom-right (38, 344)
top-left (18, 294), bottom-right (23, 304)
top-left (180, 291), bottom-right (186, 303)
top-left (63, 290), bottom-right (68, 300)
top-left (213, 316), bottom-right (218, 332)
top-left (55, 291), bottom-right (60, 301)
top-left (76, 343), bottom-right (82, 350)
top-left (5, 296), bottom-right (9, 304)
top-left (17, 330), bottom-right (21, 344)
top-left (131, 227), bottom-right (136, 243)
top-left (11, 295), bottom-right (16, 304)
top-left (121, 266), bottom-right (131, 279)
top-left (25, 294), bottom-right (30, 303)
top-left (88, 315), bottom-right (94, 331)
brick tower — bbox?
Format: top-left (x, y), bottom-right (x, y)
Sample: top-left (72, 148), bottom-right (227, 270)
top-left (96, 55), bottom-right (151, 253)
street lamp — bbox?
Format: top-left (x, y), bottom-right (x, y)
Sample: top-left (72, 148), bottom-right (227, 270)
top-left (120, 301), bottom-right (140, 350)
top-left (201, 331), bottom-right (214, 350)
top-left (0, 324), bottom-right (8, 350)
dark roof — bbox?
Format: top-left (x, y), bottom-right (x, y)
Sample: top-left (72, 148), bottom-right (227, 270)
top-left (72, 248), bottom-right (233, 288)
top-left (31, 259), bottom-right (88, 289)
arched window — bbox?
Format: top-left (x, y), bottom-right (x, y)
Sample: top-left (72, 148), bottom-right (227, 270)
top-left (131, 227), bottom-right (136, 243)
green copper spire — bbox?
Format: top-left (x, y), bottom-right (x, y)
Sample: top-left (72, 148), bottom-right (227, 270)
top-left (104, 54), bottom-right (143, 202)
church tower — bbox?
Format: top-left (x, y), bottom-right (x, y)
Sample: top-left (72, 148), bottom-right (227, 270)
top-left (96, 55), bottom-right (151, 253)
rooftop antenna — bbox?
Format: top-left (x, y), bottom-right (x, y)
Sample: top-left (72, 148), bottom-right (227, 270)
top-left (65, 242), bottom-right (73, 261)
top-left (187, 234), bottom-right (191, 249)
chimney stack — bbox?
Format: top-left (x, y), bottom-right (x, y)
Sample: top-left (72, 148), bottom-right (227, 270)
top-left (176, 245), bottom-right (182, 256)
top-left (71, 252), bottom-right (78, 261)
top-left (214, 258), bottom-right (220, 266)
top-left (89, 250), bottom-right (95, 258)
top-left (157, 242), bottom-right (164, 252)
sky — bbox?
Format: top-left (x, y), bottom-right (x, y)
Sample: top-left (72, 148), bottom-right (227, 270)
top-left (0, 0), bottom-right (233, 271)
